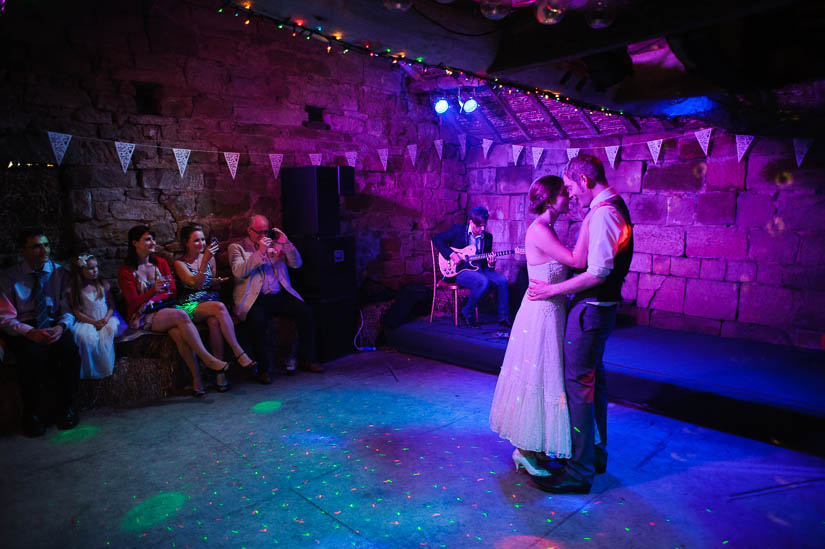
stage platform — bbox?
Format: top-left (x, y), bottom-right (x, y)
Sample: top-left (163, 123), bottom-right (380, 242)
top-left (387, 317), bottom-right (825, 456)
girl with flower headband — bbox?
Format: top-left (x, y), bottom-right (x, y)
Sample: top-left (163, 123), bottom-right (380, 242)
top-left (69, 253), bottom-right (125, 378)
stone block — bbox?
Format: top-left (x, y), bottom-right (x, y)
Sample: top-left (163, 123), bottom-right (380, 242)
top-left (776, 193), bottom-right (825, 231)
top-left (735, 193), bottom-right (775, 227)
top-left (497, 166), bottom-right (532, 194)
top-left (630, 253), bottom-right (651, 273)
top-left (746, 154), bottom-right (823, 194)
top-left (684, 279), bottom-right (738, 320)
top-left (621, 272), bottom-right (638, 302)
top-left (467, 168), bottom-right (496, 194)
top-left (666, 195), bottom-right (696, 226)
top-left (725, 261), bottom-right (757, 283)
top-left (510, 194), bottom-right (526, 221)
top-left (781, 266), bottom-right (825, 292)
top-left (670, 257), bottom-right (700, 278)
top-left (652, 255), bottom-right (670, 275)
top-left (678, 135), bottom-right (706, 159)
top-left (748, 228), bottom-right (799, 264)
top-left (636, 273), bottom-right (665, 308)
top-left (793, 329), bottom-right (825, 350)
top-left (633, 225), bottom-right (685, 256)
top-left (696, 192), bottom-right (736, 225)
top-left (605, 161), bottom-right (643, 193)
top-left (141, 170), bottom-right (204, 191)
top-left (643, 160), bottom-right (705, 192)
top-left (650, 311), bottom-right (721, 336)
top-left (384, 260), bottom-right (404, 278)
top-left (705, 156), bottom-right (745, 191)
top-left (686, 227), bottom-right (747, 259)
top-left (799, 234), bottom-right (825, 265)
top-left (790, 292), bottom-right (825, 338)
top-left (405, 257), bottom-right (424, 276)
top-left (484, 195), bottom-right (510, 221)
top-left (629, 194), bottom-right (667, 224)
top-left (756, 263), bottom-right (783, 285)
top-left (720, 322), bottom-right (792, 346)
top-left (738, 284), bottom-right (794, 325)
top-left (620, 133), bottom-right (673, 161)
top-left (650, 276), bottom-right (686, 313)
top-left (70, 190), bottom-right (93, 221)
top-left (700, 259), bottom-right (726, 280)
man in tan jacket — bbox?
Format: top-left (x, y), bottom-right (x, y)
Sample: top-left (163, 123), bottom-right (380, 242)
top-left (229, 214), bottom-right (323, 384)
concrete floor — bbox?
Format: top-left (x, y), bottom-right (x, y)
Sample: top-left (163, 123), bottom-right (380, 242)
top-left (1, 350), bottom-right (823, 548)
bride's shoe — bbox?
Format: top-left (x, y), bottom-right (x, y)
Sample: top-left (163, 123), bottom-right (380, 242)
top-left (512, 449), bottom-right (552, 477)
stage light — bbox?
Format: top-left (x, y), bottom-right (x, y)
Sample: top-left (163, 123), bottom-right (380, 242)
top-left (460, 97), bottom-right (478, 113)
top-left (434, 98), bottom-right (450, 114)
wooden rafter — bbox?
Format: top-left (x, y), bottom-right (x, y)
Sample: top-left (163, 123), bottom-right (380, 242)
top-left (577, 110), bottom-right (600, 137)
top-left (531, 96), bottom-right (568, 139)
top-left (489, 88), bottom-right (533, 142)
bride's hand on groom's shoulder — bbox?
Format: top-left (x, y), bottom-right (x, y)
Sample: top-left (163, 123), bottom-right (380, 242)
top-left (527, 279), bottom-right (554, 300)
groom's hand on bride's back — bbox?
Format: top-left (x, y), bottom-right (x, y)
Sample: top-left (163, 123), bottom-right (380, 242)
top-left (527, 279), bottom-right (555, 300)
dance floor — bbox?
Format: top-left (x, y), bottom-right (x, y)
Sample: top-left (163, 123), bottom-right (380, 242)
top-left (1, 350), bottom-right (823, 548)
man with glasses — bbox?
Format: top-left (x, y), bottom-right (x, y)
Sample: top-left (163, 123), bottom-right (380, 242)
top-left (0, 228), bottom-right (79, 437)
top-left (229, 215), bottom-right (322, 384)
top-left (433, 206), bottom-right (511, 328)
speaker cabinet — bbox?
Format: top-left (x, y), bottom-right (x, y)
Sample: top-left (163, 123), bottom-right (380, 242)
top-left (338, 166), bottom-right (355, 195)
top-left (282, 166), bottom-right (340, 237)
top-left (306, 296), bottom-right (358, 362)
top-left (292, 235), bottom-right (357, 300)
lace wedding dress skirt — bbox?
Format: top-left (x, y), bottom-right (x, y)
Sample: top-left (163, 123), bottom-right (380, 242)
top-left (489, 261), bottom-right (571, 457)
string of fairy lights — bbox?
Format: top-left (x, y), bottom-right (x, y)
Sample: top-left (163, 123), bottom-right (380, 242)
top-left (219, 1), bottom-right (632, 119)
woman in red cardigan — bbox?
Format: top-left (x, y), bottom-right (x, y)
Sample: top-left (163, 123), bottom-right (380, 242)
top-left (118, 225), bottom-right (228, 397)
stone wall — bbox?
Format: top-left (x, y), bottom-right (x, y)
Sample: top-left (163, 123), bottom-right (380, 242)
top-left (0, 0), bottom-right (463, 290)
top-left (465, 134), bottom-right (825, 349)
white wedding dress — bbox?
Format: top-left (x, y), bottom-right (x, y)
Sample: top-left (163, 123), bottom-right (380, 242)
top-left (489, 261), bottom-right (572, 458)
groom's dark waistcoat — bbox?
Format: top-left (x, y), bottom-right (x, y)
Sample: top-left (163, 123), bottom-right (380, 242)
top-left (571, 194), bottom-right (633, 307)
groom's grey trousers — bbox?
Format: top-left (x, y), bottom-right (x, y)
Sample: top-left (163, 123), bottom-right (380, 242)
top-left (563, 301), bottom-right (616, 483)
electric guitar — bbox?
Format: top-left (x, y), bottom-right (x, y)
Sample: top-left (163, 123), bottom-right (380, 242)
top-left (438, 245), bottom-right (526, 278)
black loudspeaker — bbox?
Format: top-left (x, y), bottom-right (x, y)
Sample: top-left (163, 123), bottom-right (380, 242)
top-left (282, 166), bottom-right (340, 237)
top-left (293, 235), bottom-right (357, 300)
top-left (338, 166), bottom-right (355, 195)
top-left (306, 296), bottom-right (358, 362)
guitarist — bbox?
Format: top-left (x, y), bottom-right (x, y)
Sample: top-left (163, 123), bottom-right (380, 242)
top-left (432, 206), bottom-right (511, 328)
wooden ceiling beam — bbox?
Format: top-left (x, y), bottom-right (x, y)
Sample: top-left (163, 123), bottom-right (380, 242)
top-left (489, 88), bottom-right (533, 142)
top-left (531, 96), bottom-right (569, 139)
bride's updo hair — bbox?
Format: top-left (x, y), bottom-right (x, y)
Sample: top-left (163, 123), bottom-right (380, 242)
top-left (528, 175), bottom-right (564, 214)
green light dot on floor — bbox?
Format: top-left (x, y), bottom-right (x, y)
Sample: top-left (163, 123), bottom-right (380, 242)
top-left (252, 401), bottom-right (283, 413)
top-left (52, 424), bottom-right (99, 443)
top-left (121, 492), bottom-right (186, 532)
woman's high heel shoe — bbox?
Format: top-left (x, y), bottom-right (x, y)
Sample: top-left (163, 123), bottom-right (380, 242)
top-left (204, 359), bottom-right (229, 373)
top-left (234, 351), bottom-right (257, 369)
top-left (512, 448), bottom-right (552, 477)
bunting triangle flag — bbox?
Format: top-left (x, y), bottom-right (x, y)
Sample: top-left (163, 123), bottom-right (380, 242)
top-left (512, 144), bottom-right (523, 165)
top-left (48, 131), bottom-right (72, 166)
top-left (378, 148), bottom-right (389, 171)
top-left (345, 151), bottom-right (357, 167)
top-left (647, 139), bottom-right (663, 165)
top-left (531, 146), bottom-right (544, 169)
top-left (173, 148), bottom-right (191, 179)
top-left (605, 145), bottom-right (619, 168)
top-left (458, 134), bottom-right (467, 160)
top-left (115, 141), bottom-right (135, 173)
top-left (736, 134), bottom-right (754, 162)
top-left (269, 154), bottom-right (283, 179)
top-left (482, 138), bottom-right (493, 159)
top-left (793, 138), bottom-right (814, 167)
top-left (566, 148), bottom-right (579, 161)
top-left (309, 153), bottom-right (322, 166)
top-left (433, 139), bottom-right (443, 160)
top-left (224, 152), bottom-right (240, 180)
top-left (407, 144), bottom-right (417, 166)
top-left (695, 128), bottom-right (712, 156)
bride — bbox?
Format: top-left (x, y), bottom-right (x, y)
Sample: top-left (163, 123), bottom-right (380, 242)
top-left (489, 175), bottom-right (592, 475)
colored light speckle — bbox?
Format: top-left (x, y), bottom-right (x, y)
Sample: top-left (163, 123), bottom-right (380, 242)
top-left (573, 427), bottom-right (581, 433)
top-left (252, 400), bottom-right (283, 413)
top-left (52, 424), bottom-right (99, 442)
top-left (121, 492), bottom-right (186, 532)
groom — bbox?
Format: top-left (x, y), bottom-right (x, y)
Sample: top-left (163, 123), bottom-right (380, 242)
top-left (527, 154), bottom-right (633, 494)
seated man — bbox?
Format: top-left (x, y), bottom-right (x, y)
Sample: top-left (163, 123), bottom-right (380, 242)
top-left (0, 228), bottom-right (80, 437)
top-left (229, 214), bottom-right (323, 384)
top-left (432, 206), bottom-right (510, 328)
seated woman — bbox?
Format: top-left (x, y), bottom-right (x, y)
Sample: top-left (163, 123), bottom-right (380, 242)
top-left (173, 224), bottom-right (256, 392)
top-left (117, 225), bottom-right (228, 397)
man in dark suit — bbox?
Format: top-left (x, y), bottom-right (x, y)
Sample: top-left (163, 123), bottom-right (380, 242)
top-left (432, 206), bottom-right (510, 328)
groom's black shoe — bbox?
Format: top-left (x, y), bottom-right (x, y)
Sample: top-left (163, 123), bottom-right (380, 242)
top-left (531, 471), bottom-right (591, 494)
top-left (497, 317), bottom-right (512, 328)
top-left (595, 450), bottom-right (607, 474)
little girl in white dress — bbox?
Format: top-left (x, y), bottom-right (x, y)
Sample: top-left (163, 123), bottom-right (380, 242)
top-left (69, 254), bottom-right (125, 378)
